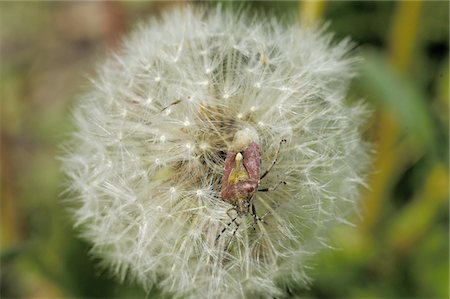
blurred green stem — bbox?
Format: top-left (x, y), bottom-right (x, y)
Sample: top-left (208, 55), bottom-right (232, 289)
top-left (386, 164), bottom-right (449, 254)
top-left (362, 1), bottom-right (423, 232)
top-left (437, 62), bottom-right (449, 126)
top-left (1, 138), bottom-right (23, 248)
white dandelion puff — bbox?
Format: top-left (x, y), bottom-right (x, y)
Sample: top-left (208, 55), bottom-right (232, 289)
top-left (62, 6), bottom-right (371, 299)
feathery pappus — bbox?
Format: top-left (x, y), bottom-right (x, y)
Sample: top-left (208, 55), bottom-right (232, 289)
top-left (62, 6), bottom-right (371, 298)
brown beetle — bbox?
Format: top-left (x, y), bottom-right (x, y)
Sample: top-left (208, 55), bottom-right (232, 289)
top-left (221, 140), bottom-right (260, 216)
top-left (217, 128), bottom-right (285, 241)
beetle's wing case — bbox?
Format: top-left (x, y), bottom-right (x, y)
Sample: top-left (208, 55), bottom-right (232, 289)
top-left (242, 142), bottom-right (260, 183)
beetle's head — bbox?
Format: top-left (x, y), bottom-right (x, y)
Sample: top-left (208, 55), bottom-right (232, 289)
top-left (235, 198), bottom-right (251, 216)
top-left (230, 127), bottom-right (259, 152)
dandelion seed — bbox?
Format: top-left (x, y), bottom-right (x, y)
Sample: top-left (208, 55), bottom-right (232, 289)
top-left (62, 6), bottom-right (370, 299)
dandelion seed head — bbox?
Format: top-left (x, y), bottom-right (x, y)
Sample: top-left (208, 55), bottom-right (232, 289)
top-left (63, 6), bottom-right (370, 299)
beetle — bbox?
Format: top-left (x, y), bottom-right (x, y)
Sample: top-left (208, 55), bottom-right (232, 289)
top-left (221, 139), bottom-right (260, 217)
top-left (159, 103), bottom-right (286, 241)
top-left (216, 128), bottom-right (286, 242)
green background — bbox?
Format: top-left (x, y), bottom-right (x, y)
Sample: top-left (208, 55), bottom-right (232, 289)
top-left (1, 1), bottom-right (448, 298)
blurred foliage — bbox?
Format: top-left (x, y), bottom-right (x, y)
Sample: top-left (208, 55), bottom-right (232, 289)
top-left (1, 1), bottom-right (448, 298)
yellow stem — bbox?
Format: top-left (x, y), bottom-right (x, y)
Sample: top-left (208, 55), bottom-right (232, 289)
top-left (361, 1), bottom-right (423, 232)
top-left (387, 1), bottom-right (423, 72)
top-left (299, 0), bottom-right (325, 26)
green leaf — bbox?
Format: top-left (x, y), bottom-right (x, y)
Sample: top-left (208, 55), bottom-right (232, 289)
top-left (358, 50), bottom-right (436, 154)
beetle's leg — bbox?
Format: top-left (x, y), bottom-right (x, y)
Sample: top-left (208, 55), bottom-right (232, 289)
top-left (215, 216), bottom-right (237, 242)
top-left (225, 221), bottom-right (240, 251)
top-left (251, 202), bottom-right (266, 225)
top-left (226, 208), bottom-right (235, 220)
top-left (258, 181), bottom-right (286, 192)
top-left (250, 202), bottom-right (267, 232)
top-left (215, 208), bottom-right (238, 243)
top-left (259, 208), bottom-right (275, 223)
top-left (251, 202), bottom-right (258, 228)
top-left (260, 139), bottom-right (286, 180)
top-left (250, 202), bottom-right (281, 231)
